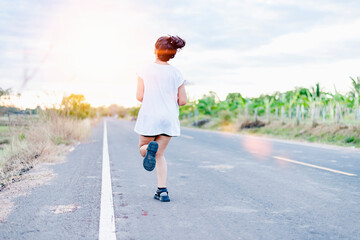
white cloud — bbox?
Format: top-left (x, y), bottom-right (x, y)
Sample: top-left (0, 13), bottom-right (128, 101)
top-left (241, 19), bottom-right (360, 58)
top-left (250, 0), bottom-right (353, 13)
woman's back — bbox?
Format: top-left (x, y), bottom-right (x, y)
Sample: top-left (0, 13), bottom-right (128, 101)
top-left (134, 62), bottom-right (184, 136)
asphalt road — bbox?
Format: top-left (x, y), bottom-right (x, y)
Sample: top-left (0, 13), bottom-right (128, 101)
top-left (1, 118), bottom-right (360, 240)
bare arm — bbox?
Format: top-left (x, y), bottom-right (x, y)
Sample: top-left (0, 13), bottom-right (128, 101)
top-left (136, 76), bottom-right (144, 102)
top-left (177, 83), bottom-right (187, 106)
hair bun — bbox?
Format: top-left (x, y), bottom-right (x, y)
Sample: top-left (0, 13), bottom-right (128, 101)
top-left (169, 35), bottom-right (186, 49)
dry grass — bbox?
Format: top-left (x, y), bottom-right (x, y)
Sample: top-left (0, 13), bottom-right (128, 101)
top-left (0, 111), bottom-right (92, 188)
top-left (44, 111), bottom-right (91, 145)
top-left (181, 115), bottom-right (360, 148)
top-left (236, 119), bottom-right (360, 147)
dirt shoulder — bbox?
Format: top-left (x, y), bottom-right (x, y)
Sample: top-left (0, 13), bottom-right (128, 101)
top-left (0, 144), bottom-right (75, 223)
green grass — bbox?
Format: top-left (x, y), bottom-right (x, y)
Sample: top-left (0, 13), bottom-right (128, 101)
top-left (0, 126), bottom-right (9, 133)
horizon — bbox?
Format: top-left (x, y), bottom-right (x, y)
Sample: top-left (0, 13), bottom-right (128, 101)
top-left (1, 77), bottom-right (358, 111)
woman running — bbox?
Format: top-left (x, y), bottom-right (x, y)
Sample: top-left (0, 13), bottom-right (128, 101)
top-left (134, 35), bottom-right (187, 202)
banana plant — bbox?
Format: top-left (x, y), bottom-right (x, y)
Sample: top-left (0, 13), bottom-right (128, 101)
top-left (350, 76), bottom-right (360, 109)
top-left (195, 91), bottom-right (220, 116)
top-left (225, 92), bottom-right (246, 112)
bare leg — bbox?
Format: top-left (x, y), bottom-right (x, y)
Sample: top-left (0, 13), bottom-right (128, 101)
top-left (155, 135), bottom-right (171, 188)
top-left (138, 135), bottom-right (172, 188)
top-left (139, 136), bottom-right (156, 157)
top-left (156, 155), bottom-right (167, 188)
top-left (139, 144), bottom-right (148, 157)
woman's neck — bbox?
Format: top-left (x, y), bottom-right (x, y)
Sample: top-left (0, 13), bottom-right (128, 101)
top-left (155, 58), bottom-right (170, 65)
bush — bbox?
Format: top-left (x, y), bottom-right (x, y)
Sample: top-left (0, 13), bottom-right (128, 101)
top-left (219, 110), bottom-right (234, 124)
top-left (128, 106), bottom-right (140, 118)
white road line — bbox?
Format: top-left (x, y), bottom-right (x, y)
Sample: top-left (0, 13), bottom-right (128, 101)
top-left (99, 121), bottom-right (117, 240)
top-left (273, 156), bottom-right (357, 177)
top-left (181, 134), bottom-right (194, 139)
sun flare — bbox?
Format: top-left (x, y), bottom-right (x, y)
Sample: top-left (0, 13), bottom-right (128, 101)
top-left (45, 10), bottom-right (143, 107)
top-left (60, 16), bottom-right (131, 77)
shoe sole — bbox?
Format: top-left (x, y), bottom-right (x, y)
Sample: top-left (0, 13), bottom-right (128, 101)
top-left (143, 141), bottom-right (158, 171)
top-left (154, 195), bottom-right (170, 202)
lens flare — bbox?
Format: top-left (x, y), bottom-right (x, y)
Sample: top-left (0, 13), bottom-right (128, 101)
top-left (242, 136), bottom-right (272, 159)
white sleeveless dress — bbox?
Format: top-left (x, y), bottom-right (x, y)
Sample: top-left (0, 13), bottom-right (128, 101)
top-left (134, 62), bottom-right (184, 137)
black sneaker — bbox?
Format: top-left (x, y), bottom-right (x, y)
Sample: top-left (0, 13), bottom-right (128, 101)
top-left (154, 188), bottom-right (170, 202)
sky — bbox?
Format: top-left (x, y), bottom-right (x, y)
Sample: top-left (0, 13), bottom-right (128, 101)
top-left (0, 0), bottom-right (360, 108)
